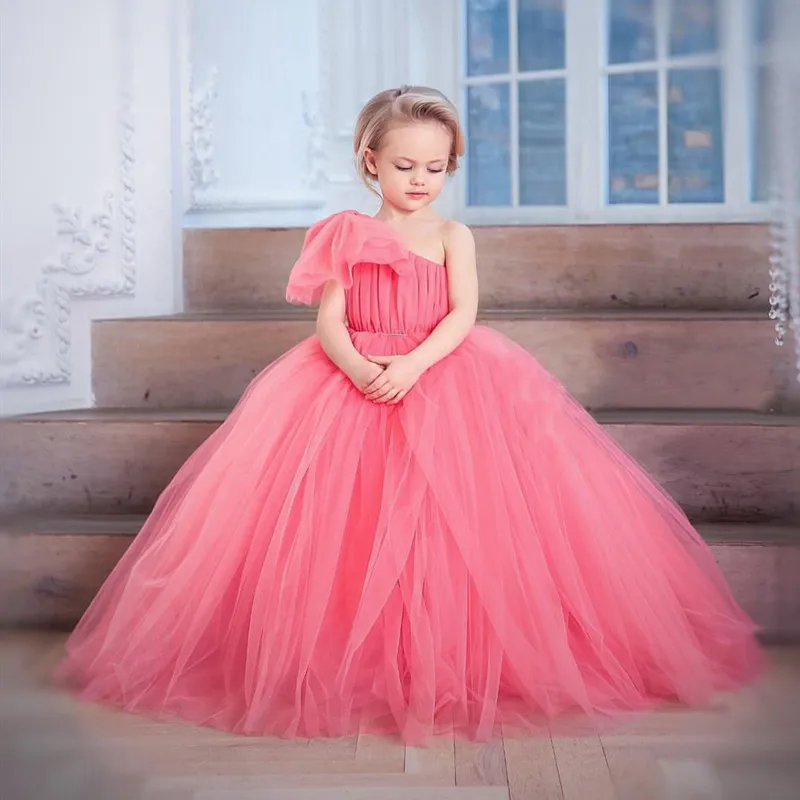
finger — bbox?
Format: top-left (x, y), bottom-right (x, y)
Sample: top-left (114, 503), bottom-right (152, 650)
top-left (364, 373), bottom-right (388, 392)
top-left (388, 389), bottom-right (408, 405)
top-left (373, 391), bottom-right (398, 404)
top-left (365, 377), bottom-right (391, 397)
top-left (364, 372), bottom-right (388, 390)
top-left (366, 355), bottom-right (394, 365)
top-left (370, 384), bottom-right (398, 401)
top-left (370, 384), bottom-right (399, 402)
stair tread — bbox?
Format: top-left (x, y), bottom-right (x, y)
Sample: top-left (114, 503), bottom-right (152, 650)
top-left (102, 308), bottom-right (773, 323)
top-left (0, 513), bottom-right (144, 535)
top-left (0, 512), bottom-right (796, 544)
top-left (7, 408), bottom-right (800, 425)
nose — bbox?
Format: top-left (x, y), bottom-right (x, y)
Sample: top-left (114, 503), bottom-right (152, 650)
top-left (410, 173), bottom-right (425, 186)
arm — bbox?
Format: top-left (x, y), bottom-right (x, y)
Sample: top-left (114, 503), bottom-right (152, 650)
top-left (364, 222), bottom-right (479, 404)
top-left (316, 279), bottom-right (382, 390)
top-left (405, 221), bottom-right (478, 372)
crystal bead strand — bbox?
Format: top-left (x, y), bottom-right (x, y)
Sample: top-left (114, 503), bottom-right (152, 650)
top-left (767, 180), bottom-right (788, 349)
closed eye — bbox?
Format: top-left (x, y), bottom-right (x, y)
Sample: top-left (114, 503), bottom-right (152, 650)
top-left (394, 166), bottom-right (445, 173)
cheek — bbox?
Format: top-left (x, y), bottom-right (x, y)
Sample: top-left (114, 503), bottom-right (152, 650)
top-left (386, 176), bottom-right (408, 198)
top-left (375, 161), bottom-right (397, 181)
top-left (386, 169), bottom-right (407, 187)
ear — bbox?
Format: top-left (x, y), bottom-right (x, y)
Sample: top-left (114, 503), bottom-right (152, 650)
top-left (364, 148), bottom-right (379, 176)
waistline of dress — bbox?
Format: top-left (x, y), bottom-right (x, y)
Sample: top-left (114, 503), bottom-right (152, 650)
top-left (347, 327), bottom-right (430, 337)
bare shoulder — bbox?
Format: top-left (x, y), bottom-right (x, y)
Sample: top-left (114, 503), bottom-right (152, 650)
top-left (441, 220), bottom-right (476, 266)
top-left (441, 219), bottom-right (475, 247)
top-left (437, 220), bottom-right (477, 286)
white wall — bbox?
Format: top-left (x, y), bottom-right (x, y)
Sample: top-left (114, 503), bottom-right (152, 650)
top-left (0, 0), bottom-right (458, 416)
top-left (183, 0), bottom-right (324, 228)
top-left (184, 0), bottom-right (460, 230)
top-left (0, 0), bottom-right (178, 415)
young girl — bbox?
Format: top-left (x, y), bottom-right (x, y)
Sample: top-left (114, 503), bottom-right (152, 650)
top-left (56, 86), bottom-right (763, 745)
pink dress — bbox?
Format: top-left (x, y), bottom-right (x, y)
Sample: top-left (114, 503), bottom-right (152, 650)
top-left (56, 210), bottom-right (763, 744)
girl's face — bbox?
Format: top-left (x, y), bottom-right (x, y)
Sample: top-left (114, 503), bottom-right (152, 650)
top-left (365, 121), bottom-right (452, 213)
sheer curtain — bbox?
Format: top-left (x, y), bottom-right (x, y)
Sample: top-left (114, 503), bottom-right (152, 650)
top-left (767, 0), bottom-right (800, 384)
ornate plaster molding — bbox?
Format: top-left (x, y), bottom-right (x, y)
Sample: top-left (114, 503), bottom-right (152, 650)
top-left (188, 66), bottom-right (220, 201)
top-left (0, 0), bottom-right (137, 388)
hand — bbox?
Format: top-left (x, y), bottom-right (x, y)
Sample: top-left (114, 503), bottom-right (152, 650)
top-left (362, 354), bottom-right (424, 404)
top-left (349, 359), bottom-right (386, 392)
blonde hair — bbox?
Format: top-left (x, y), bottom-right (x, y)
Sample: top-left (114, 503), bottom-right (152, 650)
top-left (353, 86), bottom-right (465, 193)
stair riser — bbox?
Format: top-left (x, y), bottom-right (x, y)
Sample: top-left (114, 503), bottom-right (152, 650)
top-left (1, 420), bottom-right (797, 521)
top-left (1, 531), bottom-right (796, 636)
top-left (184, 224), bottom-right (770, 312)
top-left (92, 318), bottom-right (800, 411)
top-left (0, 533), bottom-right (131, 628)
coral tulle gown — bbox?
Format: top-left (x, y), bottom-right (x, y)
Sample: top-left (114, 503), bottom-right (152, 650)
top-left (56, 210), bottom-right (763, 744)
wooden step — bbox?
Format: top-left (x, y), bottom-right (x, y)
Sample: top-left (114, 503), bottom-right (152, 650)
top-left (184, 223), bottom-right (770, 312)
top-left (91, 310), bottom-right (800, 411)
top-left (1, 409), bottom-right (798, 522)
top-left (0, 513), bottom-right (796, 637)
top-left (0, 514), bottom-right (140, 628)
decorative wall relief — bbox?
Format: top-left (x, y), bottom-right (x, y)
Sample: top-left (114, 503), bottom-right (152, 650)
top-left (302, 0), bottom-right (332, 191)
top-left (49, 195), bottom-right (114, 283)
top-left (0, 0), bottom-right (137, 389)
top-left (186, 76), bottom-right (328, 211)
top-left (184, 0), bottom-right (332, 215)
top-left (189, 66), bottom-right (220, 202)
top-left (302, 91), bottom-right (328, 190)
top-left (0, 295), bottom-right (47, 380)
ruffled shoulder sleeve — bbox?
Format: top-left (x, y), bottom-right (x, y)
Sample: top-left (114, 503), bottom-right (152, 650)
top-left (285, 210), bottom-right (412, 306)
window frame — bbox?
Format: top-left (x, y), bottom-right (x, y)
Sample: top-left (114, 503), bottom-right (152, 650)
top-left (454, 0), bottom-right (772, 225)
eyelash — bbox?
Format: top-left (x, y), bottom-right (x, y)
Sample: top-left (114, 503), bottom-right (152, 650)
top-left (395, 166), bottom-right (445, 174)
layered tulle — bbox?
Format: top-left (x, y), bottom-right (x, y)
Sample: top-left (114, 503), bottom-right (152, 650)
top-left (286, 210), bottom-right (416, 306)
top-left (55, 211), bottom-right (763, 744)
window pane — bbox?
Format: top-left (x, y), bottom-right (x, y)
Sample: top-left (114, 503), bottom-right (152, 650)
top-left (518, 0), bottom-right (565, 72)
top-left (670, 0), bottom-right (718, 56)
top-left (607, 0), bottom-right (656, 65)
top-left (753, 0), bottom-right (775, 47)
top-left (608, 72), bottom-right (659, 204)
top-left (751, 65), bottom-right (771, 202)
top-left (668, 68), bottom-right (724, 203)
top-left (519, 79), bottom-right (566, 205)
top-left (466, 0), bottom-right (509, 76)
top-left (467, 84), bottom-right (511, 206)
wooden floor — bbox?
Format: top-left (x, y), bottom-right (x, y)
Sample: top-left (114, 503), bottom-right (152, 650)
top-left (1, 633), bottom-right (798, 800)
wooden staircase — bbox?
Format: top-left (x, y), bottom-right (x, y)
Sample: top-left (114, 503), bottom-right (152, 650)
top-left (1, 222), bottom-right (799, 639)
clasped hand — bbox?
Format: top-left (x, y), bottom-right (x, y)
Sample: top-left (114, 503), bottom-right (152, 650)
top-left (360, 354), bottom-right (423, 404)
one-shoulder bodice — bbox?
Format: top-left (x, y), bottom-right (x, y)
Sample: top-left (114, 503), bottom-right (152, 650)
top-left (286, 211), bottom-right (450, 338)
top-left (344, 256), bottom-right (448, 336)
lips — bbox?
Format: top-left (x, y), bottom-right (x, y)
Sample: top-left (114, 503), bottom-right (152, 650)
top-left (407, 192), bottom-right (428, 198)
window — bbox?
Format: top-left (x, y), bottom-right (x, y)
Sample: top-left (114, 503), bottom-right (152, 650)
top-left (464, 0), bottom-right (567, 208)
top-left (459, 0), bottom-right (772, 223)
top-left (606, 0), bottom-right (724, 205)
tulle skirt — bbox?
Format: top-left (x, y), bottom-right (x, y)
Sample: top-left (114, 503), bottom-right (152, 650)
top-left (55, 326), bottom-right (763, 744)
